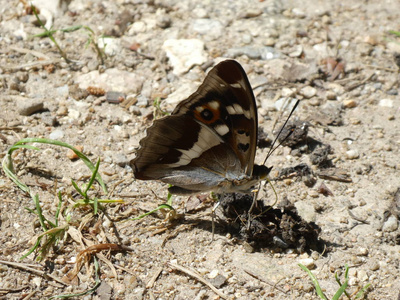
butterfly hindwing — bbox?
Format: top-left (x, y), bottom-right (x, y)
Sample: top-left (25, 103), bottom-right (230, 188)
top-left (132, 60), bottom-right (260, 194)
top-left (172, 60), bottom-right (258, 176)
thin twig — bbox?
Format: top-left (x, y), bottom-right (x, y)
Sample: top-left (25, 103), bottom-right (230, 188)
top-left (168, 262), bottom-right (228, 299)
top-left (243, 269), bottom-right (287, 294)
top-left (146, 267), bottom-right (163, 288)
top-left (347, 209), bottom-right (370, 224)
top-left (9, 46), bottom-right (51, 60)
top-left (2, 59), bottom-right (63, 71)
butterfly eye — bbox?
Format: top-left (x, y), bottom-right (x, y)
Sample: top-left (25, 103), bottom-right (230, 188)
top-left (201, 109), bottom-right (213, 121)
top-left (194, 104), bottom-right (220, 124)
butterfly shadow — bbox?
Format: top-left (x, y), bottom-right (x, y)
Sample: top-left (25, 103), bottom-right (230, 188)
top-left (184, 193), bottom-right (331, 254)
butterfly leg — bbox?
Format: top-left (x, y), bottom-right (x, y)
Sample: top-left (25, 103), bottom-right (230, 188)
top-left (211, 194), bottom-right (223, 241)
top-left (247, 188), bottom-right (260, 230)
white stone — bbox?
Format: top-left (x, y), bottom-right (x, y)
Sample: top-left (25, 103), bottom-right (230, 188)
top-left (294, 201), bottom-right (316, 223)
top-left (379, 99), bottom-right (393, 107)
top-left (345, 149), bottom-right (359, 160)
top-left (49, 129), bottom-right (64, 140)
top-left (299, 258), bottom-right (315, 269)
top-left (162, 39), bottom-right (207, 75)
top-left (208, 269), bottom-right (219, 279)
top-left (382, 215), bottom-right (398, 232)
top-left (300, 86), bottom-right (317, 99)
top-left (97, 37), bottom-right (121, 56)
top-left (191, 19), bottom-right (223, 39)
top-left (76, 69), bottom-right (144, 94)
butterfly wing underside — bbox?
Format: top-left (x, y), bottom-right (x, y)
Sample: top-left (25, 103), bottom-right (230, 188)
top-left (132, 60), bottom-right (258, 193)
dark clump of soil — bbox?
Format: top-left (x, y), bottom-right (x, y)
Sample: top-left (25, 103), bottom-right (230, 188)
top-left (219, 193), bottom-right (323, 253)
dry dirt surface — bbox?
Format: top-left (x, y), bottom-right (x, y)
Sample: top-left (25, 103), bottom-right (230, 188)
top-left (1, 0), bottom-right (400, 299)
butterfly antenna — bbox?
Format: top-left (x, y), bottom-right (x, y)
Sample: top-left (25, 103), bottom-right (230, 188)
top-left (262, 100), bottom-right (300, 166)
top-left (248, 100), bottom-right (300, 229)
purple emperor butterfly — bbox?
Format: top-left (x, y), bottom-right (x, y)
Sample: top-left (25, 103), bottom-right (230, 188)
top-left (131, 60), bottom-right (272, 195)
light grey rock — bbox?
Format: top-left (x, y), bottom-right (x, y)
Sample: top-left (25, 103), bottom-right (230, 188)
top-left (162, 39), bottom-right (207, 75)
top-left (75, 68), bottom-right (144, 94)
top-left (49, 129), bottom-right (64, 140)
top-left (18, 99), bottom-right (44, 116)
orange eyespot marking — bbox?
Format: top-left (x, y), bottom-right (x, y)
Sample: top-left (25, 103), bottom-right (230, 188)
top-left (194, 104), bottom-right (220, 124)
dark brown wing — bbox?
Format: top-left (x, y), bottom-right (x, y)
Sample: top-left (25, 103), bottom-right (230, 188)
top-left (171, 60), bottom-right (258, 176)
top-left (132, 60), bottom-right (257, 190)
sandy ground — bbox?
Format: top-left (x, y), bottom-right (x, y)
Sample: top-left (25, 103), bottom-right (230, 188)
top-left (1, 0), bottom-right (400, 299)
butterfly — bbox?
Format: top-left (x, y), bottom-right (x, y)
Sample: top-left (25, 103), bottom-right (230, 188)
top-left (131, 59), bottom-right (272, 195)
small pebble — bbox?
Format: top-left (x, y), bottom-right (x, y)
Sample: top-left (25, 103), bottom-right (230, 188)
top-left (208, 269), bottom-right (219, 279)
top-left (379, 99), bottom-right (393, 107)
top-left (382, 215), bottom-right (398, 232)
top-left (106, 91), bottom-right (126, 104)
top-left (343, 99), bottom-right (357, 108)
top-left (326, 91), bottom-right (337, 100)
top-left (66, 146), bottom-right (84, 160)
top-left (300, 86), bottom-right (317, 99)
top-left (49, 129), bottom-right (64, 140)
top-left (357, 247), bottom-right (369, 256)
top-left (299, 258), bottom-right (315, 269)
top-left (345, 149), bottom-right (359, 159)
top-left (18, 99), bottom-right (44, 116)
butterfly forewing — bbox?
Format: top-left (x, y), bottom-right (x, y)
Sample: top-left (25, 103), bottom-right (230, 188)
top-left (172, 60), bottom-right (258, 176)
top-left (132, 60), bottom-right (259, 193)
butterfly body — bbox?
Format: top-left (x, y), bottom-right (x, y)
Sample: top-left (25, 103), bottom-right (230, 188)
top-left (132, 60), bottom-right (271, 195)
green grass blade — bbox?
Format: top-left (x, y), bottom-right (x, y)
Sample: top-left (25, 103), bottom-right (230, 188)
top-left (71, 179), bottom-right (85, 199)
top-left (9, 138), bottom-right (107, 193)
top-left (84, 158), bottom-right (100, 195)
top-left (355, 283), bottom-right (371, 298)
top-left (129, 204), bottom-right (175, 221)
top-left (55, 192), bottom-right (63, 227)
top-left (2, 154), bottom-right (30, 193)
top-left (33, 194), bottom-right (48, 231)
top-left (299, 264), bottom-right (328, 300)
top-left (388, 30), bottom-right (400, 37)
top-left (60, 25), bottom-right (83, 33)
top-left (93, 197), bottom-right (98, 214)
top-left (20, 236), bottom-right (42, 260)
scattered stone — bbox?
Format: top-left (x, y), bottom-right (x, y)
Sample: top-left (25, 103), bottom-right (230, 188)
top-left (76, 69), bottom-right (144, 94)
top-left (209, 274), bottom-right (227, 289)
top-left (106, 91), bottom-right (126, 104)
top-left (292, 8), bottom-right (306, 18)
top-left (294, 201), bottom-right (316, 223)
top-left (226, 46), bottom-right (281, 60)
top-left (382, 215), bottom-right (398, 232)
top-left (207, 269), bottom-right (219, 279)
top-left (98, 37), bottom-right (121, 56)
top-left (343, 99), bottom-right (357, 108)
top-left (345, 149), bottom-right (360, 160)
top-left (56, 105), bottom-right (68, 116)
top-left (162, 39), bottom-right (207, 75)
top-left (299, 258), bottom-right (315, 269)
top-left (299, 86), bottom-right (317, 99)
top-left (326, 91), bottom-right (337, 100)
top-left (18, 99), bottom-right (44, 116)
top-left (386, 89), bottom-right (398, 95)
top-left (156, 12), bottom-right (172, 29)
top-left (56, 85), bottom-right (69, 98)
top-left (357, 247), bottom-right (369, 256)
top-left (66, 146), bottom-right (84, 160)
top-left (104, 151), bottom-right (130, 167)
top-left (379, 99), bottom-right (393, 107)
top-left (288, 45), bottom-right (303, 58)
top-left (191, 19), bottom-right (223, 39)
top-left (239, 9), bottom-right (263, 18)
top-left (41, 113), bottom-right (57, 126)
top-left (49, 129), bottom-right (64, 140)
